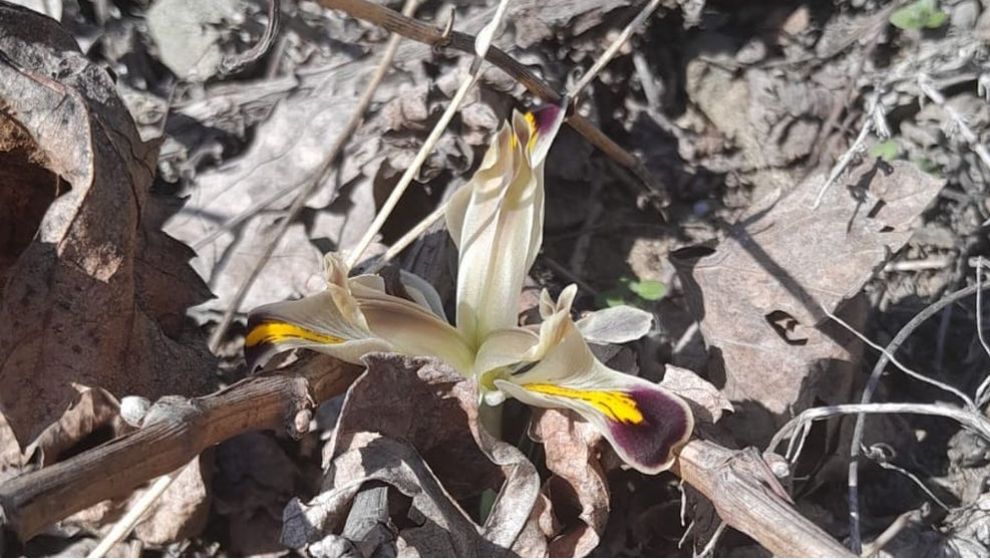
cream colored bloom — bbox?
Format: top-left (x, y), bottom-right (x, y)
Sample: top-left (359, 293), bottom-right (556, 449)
top-left (244, 106), bottom-right (693, 474)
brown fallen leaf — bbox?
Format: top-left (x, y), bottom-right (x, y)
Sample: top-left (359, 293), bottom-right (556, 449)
top-left (163, 89), bottom-right (374, 319)
top-left (0, 5), bottom-right (215, 447)
top-left (529, 407), bottom-right (609, 557)
top-left (659, 365), bottom-right (733, 424)
top-left (283, 354), bottom-right (542, 555)
top-left (64, 456), bottom-right (211, 548)
top-left (26, 387), bottom-right (128, 468)
top-left (283, 435), bottom-right (512, 557)
top-left (673, 161), bottom-right (943, 445)
top-left (326, 354), bottom-right (535, 504)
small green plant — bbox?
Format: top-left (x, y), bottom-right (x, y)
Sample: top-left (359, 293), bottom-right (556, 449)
top-left (890, 0), bottom-right (948, 30)
top-left (598, 276), bottom-right (667, 308)
top-left (913, 156), bottom-right (943, 177)
top-left (870, 139), bottom-right (900, 161)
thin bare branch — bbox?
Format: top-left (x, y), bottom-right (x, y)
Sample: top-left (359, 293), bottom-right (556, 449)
top-left (346, 0), bottom-right (513, 268)
top-left (566, 0), bottom-right (662, 99)
top-left (844, 281), bottom-right (990, 552)
top-left (86, 466), bottom-right (186, 558)
top-left (769, 402), bottom-right (990, 458)
top-left (316, 0), bottom-right (664, 196)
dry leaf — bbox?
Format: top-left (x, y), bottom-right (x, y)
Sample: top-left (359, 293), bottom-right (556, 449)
top-left (673, 161), bottom-right (943, 444)
top-left (529, 408), bottom-right (609, 557)
top-left (65, 456), bottom-right (211, 547)
top-left (283, 435), bottom-right (511, 557)
top-left (146, 0), bottom-right (251, 80)
top-left (510, 0), bottom-right (636, 47)
top-left (25, 387), bottom-right (128, 467)
top-left (283, 354), bottom-right (541, 555)
top-left (659, 365), bottom-right (733, 423)
top-left (163, 89), bottom-right (380, 319)
top-left (326, 354), bottom-right (532, 502)
top-left (0, 5), bottom-right (214, 447)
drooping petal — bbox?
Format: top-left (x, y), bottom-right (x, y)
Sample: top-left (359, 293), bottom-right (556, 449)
top-left (246, 253), bottom-right (473, 375)
top-left (493, 286), bottom-right (693, 474)
top-left (495, 374), bottom-right (693, 474)
top-left (245, 291), bottom-right (390, 371)
top-left (350, 281), bottom-right (475, 374)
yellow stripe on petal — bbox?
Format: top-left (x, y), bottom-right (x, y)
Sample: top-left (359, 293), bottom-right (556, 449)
top-left (524, 112), bottom-right (538, 151)
top-left (522, 383), bottom-right (644, 425)
top-left (245, 321), bottom-right (344, 348)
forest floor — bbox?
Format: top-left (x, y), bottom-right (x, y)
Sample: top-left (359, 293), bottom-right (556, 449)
top-left (2, 0), bottom-right (990, 556)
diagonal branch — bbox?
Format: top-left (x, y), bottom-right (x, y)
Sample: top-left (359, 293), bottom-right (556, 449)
top-left (0, 358), bottom-right (361, 541)
top-left (674, 441), bottom-right (853, 557)
top-left (316, 0), bottom-right (663, 196)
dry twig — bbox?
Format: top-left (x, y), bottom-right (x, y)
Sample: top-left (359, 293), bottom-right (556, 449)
top-left (565, 0), bottom-right (662, 99)
top-left (346, 0), bottom-right (513, 268)
top-left (769, 402), bottom-right (990, 462)
top-left (674, 440), bottom-right (853, 557)
top-left (315, 0), bottom-right (661, 194)
top-left (844, 282), bottom-right (990, 552)
top-left (86, 465), bottom-right (189, 559)
top-left (0, 359), bottom-right (361, 540)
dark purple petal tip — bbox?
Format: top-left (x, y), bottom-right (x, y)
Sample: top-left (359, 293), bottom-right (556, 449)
top-left (607, 387), bottom-right (693, 473)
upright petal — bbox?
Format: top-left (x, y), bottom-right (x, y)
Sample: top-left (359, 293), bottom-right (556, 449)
top-left (445, 119), bottom-right (535, 346)
top-left (444, 106), bottom-right (565, 347)
top-left (493, 286), bottom-right (693, 474)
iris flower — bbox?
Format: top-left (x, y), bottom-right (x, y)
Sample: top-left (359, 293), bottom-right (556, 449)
top-left (244, 107), bottom-right (693, 474)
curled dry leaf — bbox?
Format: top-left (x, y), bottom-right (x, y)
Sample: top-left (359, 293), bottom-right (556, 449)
top-left (282, 354), bottom-right (542, 555)
top-left (529, 408), bottom-right (609, 557)
top-left (284, 435), bottom-right (511, 556)
top-left (0, 5), bottom-right (214, 447)
top-left (659, 365), bottom-right (733, 424)
top-left (672, 161), bottom-right (943, 444)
